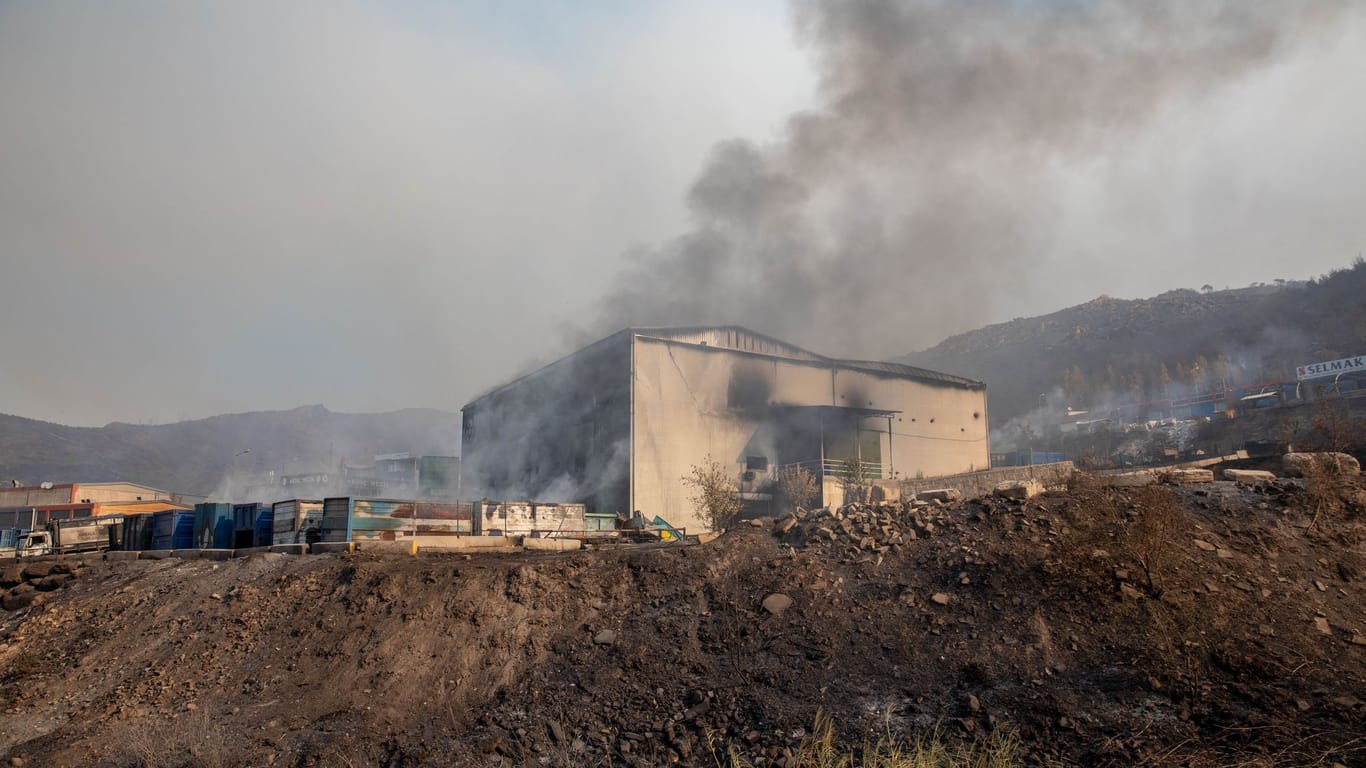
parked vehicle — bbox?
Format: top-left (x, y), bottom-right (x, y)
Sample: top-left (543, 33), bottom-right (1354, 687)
top-left (12, 515), bottom-right (124, 557)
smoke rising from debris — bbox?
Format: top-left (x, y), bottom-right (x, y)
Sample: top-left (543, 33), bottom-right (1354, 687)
top-left (599, 0), bottom-right (1352, 358)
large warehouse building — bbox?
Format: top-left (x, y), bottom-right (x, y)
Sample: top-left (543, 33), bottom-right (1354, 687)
top-left (461, 327), bottom-right (988, 533)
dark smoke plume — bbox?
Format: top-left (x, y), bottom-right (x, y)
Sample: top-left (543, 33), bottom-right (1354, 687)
top-left (598, 0), bottom-right (1347, 357)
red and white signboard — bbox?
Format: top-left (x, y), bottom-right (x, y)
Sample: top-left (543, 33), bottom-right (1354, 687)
top-left (1296, 355), bottom-right (1365, 381)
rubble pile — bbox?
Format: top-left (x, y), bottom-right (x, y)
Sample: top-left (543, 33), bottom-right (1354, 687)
top-left (777, 498), bottom-right (963, 561)
top-left (0, 560), bottom-right (83, 612)
top-left (0, 469), bottom-right (1362, 767)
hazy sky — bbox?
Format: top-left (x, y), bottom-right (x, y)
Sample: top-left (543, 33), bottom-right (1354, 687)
top-left (2, 1), bottom-right (1363, 426)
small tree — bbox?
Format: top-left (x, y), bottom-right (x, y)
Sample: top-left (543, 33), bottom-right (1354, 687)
top-left (1308, 398), bottom-right (1360, 453)
top-left (682, 456), bottom-right (742, 532)
top-left (773, 465), bottom-right (819, 512)
top-left (1123, 486), bottom-right (1190, 598)
top-left (838, 456), bottom-right (870, 503)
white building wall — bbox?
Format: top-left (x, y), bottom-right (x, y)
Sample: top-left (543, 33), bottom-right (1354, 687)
top-left (832, 370), bottom-right (989, 479)
top-left (630, 338), bottom-right (988, 532)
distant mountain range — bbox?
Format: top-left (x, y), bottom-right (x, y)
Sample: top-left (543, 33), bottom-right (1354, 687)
top-left (905, 260), bottom-right (1366, 425)
top-left (0, 405), bottom-right (461, 497)
top-left (4, 261), bottom-right (1363, 492)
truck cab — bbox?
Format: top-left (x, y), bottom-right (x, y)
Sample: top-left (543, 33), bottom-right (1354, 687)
top-left (15, 530), bottom-right (52, 558)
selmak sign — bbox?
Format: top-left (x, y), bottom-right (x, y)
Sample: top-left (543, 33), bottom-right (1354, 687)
top-left (1296, 355), bottom-right (1365, 381)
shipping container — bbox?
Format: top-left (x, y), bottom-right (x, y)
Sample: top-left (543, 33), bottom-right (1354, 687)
top-left (120, 513), bottom-right (154, 551)
top-left (194, 503), bottom-right (235, 549)
top-left (470, 501), bottom-right (587, 537)
top-left (585, 512), bottom-right (617, 535)
top-left (321, 497), bottom-right (473, 542)
top-left (151, 509), bottom-right (195, 550)
top-left (271, 499), bottom-right (323, 545)
top-left (230, 502), bottom-right (273, 548)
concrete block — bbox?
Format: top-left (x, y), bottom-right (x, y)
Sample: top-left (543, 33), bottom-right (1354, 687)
top-left (522, 537), bottom-right (582, 552)
top-left (171, 549), bottom-right (202, 559)
top-left (411, 535), bottom-right (516, 551)
top-left (916, 489), bottom-right (962, 503)
top-left (1283, 452), bottom-right (1361, 478)
top-left (1160, 468), bottom-right (1214, 484)
top-left (1108, 471), bottom-right (1155, 487)
top-left (139, 550), bottom-right (172, 560)
top-left (993, 479), bottom-right (1044, 500)
top-left (103, 551), bottom-right (141, 561)
top-left (309, 542), bottom-right (355, 555)
top-left (231, 546), bottom-right (273, 558)
top-left (1223, 469), bottom-right (1277, 484)
top-left (268, 544), bottom-right (307, 555)
top-left (199, 549), bottom-right (235, 561)
top-left (357, 540), bottom-right (416, 555)
top-left (867, 482), bottom-right (901, 503)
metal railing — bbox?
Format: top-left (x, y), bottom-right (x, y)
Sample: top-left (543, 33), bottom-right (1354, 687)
top-left (772, 459), bottom-right (884, 481)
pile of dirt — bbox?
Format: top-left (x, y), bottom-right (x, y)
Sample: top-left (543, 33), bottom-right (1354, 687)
top-left (0, 476), bottom-right (1363, 767)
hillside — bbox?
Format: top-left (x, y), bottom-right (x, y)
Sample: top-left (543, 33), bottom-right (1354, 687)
top-left (0, 406), bottom-right (461, 497)
top-left (905, 260), bottom-right (1366, 426)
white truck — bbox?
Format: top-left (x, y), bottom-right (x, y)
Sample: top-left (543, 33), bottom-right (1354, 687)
top-left (5, 516), bottom-right (124, 558)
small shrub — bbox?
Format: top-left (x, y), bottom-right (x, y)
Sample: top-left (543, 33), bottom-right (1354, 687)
top-left (1307, 398), bottom-right (1363, 453)
top-left (1300, 454), bottom-right (1350, 528)
top-left (6, 651), bottom-right (42, 679)
top-left (1122, 486), bottom-right (1190, 598)
top-left (683, 456), bottom-right (742, 532)
top-left (774, 466), bottom-right (819, 511)
top-left (726, 711), bottom-right (1022, 767)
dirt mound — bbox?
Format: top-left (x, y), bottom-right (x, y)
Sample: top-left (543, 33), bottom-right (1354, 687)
top-left (1, 478), bottom-right (1363, 767)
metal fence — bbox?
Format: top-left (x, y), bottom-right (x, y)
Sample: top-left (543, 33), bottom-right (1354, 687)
top-left (772, 459), bottom-right (884, 481)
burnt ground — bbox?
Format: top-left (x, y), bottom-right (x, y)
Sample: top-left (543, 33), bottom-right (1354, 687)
top-left (0, 477), bottom-right (1363, 768)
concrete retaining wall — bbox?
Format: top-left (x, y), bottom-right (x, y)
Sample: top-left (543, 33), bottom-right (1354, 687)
top-left (896, 462), bottom-right (1075, 501)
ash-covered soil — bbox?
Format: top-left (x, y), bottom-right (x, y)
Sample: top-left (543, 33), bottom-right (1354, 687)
top-left (1, 477), bottom-right (1363, 767)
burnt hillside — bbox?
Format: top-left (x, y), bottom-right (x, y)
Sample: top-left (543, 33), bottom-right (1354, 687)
top-left (0, 477), bottom-right (1362, 766)
top-left (0, 406), bottom-right (460, 496)
top-left (904, 260), bottom-right (1366, 425)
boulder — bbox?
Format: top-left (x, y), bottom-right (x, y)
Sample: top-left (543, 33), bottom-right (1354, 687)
top-left (993, 479), bottom-right (1043, 500)
top-left (2, 584), bottom-right (36, 611)
top-left (1223, 469), bottom-right (1277, 484)
top-left (930, 592), bottom-right (952, 606)
top-left (0, 565), bottom-right (23, 588)
top-left (33, 573), bottom-right (71, 592)
top-left (1283, 452), bottom-right (1361, 478)
top-left (592, 629), bottom-right (617, 645)
top-left (20, 562), bottom-right (57, 580)
top-left (916, 489), bottom-right (962, 503)
top-left (761, 593), bottom-right (793, 615)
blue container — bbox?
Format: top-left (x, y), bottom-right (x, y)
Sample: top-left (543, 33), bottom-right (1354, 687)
top-left (151, 509), bottom-right (195, 550)
top-left (233, 503), bottom-right (272, 548)
top-left (194, 503), bottom-right (235, 549)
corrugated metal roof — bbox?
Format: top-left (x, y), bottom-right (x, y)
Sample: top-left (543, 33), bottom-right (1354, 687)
top-left (463, 325), bottom-right (983, 409)
top-left (635, 326), bottom-right (984, 389)
top-left (832, 359), bottom-right (983, 388)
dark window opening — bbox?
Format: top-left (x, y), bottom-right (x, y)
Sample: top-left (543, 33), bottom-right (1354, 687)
top-left (745, 456), bottom-right (768, 472)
